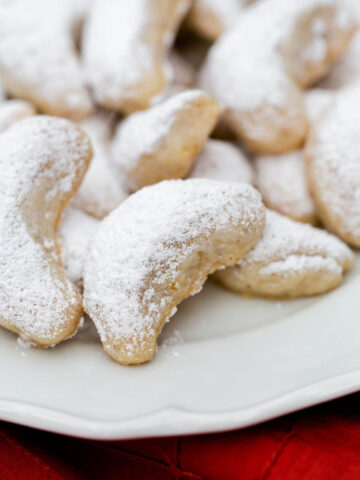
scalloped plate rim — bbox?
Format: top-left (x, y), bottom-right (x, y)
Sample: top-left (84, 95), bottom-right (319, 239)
top-left (1, 368), bottom-right (360, 440)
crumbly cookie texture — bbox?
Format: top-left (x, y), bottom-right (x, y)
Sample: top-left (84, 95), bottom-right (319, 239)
top-left (199, 0), bottom-right (354, 154)
top-left (0, 99), bottom-right (36, 134)
top-left (255, 150), bottom-right (317, 225)
top-left (0, 0), bottom-right (93, 120)
top-left (304, 89), bottom-right (335, 125)
top-left (59, 207), bottom-right (99, 288)
top-left (215, 210), bottom-right (354, 298)
top-left (306, 85), bottom-right (360, 247)
top-left (112, 89), bottom-right (220, 191)
top-left (185, 0), bottom-right (253, 41)
top-left (83, 0), bottom-right (191, 114)
top-left (73, 112), bottom-right (129, 219)
top-left (0, 116), bottom-right (92, 346)
top-left (83, 179), bottom-right (265, 365)
top-left (188, 139), bottom-right (253, 184)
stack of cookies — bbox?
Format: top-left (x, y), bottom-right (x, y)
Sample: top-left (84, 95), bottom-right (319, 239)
top-left (0, 0), bottom-right (358, 365)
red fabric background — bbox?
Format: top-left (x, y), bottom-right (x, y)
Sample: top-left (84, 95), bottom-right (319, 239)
top-left (1, 393), bottom-right (360, 479)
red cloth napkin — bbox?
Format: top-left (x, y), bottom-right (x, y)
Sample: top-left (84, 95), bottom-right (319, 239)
top-left (1, 393), bottom-right (360, 479)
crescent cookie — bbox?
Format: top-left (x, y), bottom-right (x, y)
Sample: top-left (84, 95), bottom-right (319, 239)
top-left (255, 150), bottom-right (317, 225)
top-left (185, 0), bottom-right (253, 41)
top-left (73, 112), bottom-right (129, 219)
top-left (83, 179), bottom-right (265, 365)
top-left (59, 207), bottom-right (99, 288)
top-left (306, 86), bottom-right (360, 247)
top-left (199, 0), bottom-right (354, 154)
top-left (112, 90), bottom-right (220, 191)
top-left (0, 116), bottom-right (92, 346)
top-left (215, 210), bottom-right (354, 298)
top-left (0, 0), bottom-right (92, 120)
top-left (188, 139), bottom-right (253, 184)
top-left (0, 100), bottom-right (36, 134)
top-left (83, 0), bottom-right (191, 114)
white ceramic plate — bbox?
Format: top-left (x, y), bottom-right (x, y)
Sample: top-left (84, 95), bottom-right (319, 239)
top-left (0, 256), bottom-right (359, 440)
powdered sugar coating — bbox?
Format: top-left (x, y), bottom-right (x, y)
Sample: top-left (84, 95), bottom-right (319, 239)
top-left (306, 85), bottom-right (360, 246)
top-left (319, 0), bottom-right (360, 89)
top-left (200, 6), bottom-right (286, 113)
top-left (73, 112), bottom-right (129, 219)
top-left (83, 0), bottom-right (189, 113)
top-left (243, 211), bottom-right (351, 270)
top-left (199, 0), bottom-right (353, 153)
top-left (0, 99), bottom-right (36, 134)
top-left (216, 210), bottom-right (354, 297)
top-left (320, 31), bottom-right (360, 89)
top-left (255, 151), bottom-right (317, 224)
top-left (83, 179), bottom-right (265, 364)
top-left (201, 0), bottom-right (351, 111)
top-left (83, 0), bottom-right (150, 106)
top-left (112, 89), bottom-right (220, 191)
top-left (304, 89), bottom-right (335, 124)
top-left (59, 207), bottom-right (99, 287)
top-left (188, 139), bottom-right (253, 184)
top-left (68, 0), bottom-right (93, 22)
top-left (113, 91), bottom-right (203, 171)
top-left (0, 0), bottom-right (92, 120)
top-left (0, 116), bottom-right (92, 345)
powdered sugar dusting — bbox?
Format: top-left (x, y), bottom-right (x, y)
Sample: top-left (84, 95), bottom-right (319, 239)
top-left (73, 112), bottom-right (129, 218)
top-left (160, 329), bottom-right (184, 358)
top-left (83, 0), bottom-right (151, 105)
top-left (200, 0), bottom-right (352, 111)
top-left (307, 85), bottom-right (360, 240)
top-left (255, 151), bottom-right (316, 223)
top-left (188, 139), bottom-right (253, 184)
top-left (59, 207), bottom-right (99, 287)
top-left (83, 0), bottom-right (188, 109)
top-left (320, 31), bottom-right (360, 89)
top-left (259, 254), bottom-right (339, 277)
top-left (300, 17), bottom-right (328, 63)
top-left (232, 210), bottom-right (353, 278)
top-left (83, 179), bottom-right (265, 359)
top-left (0, 0), bottom-right (92, 118)
top-left (160, 329), bottom-right (184, 348)
top-left (304, 89), bottom-right (335, 124)
top-left (0, 116), bottom-right (91, 342)
top-left (0, 99), bottom-right (35, 134)
top-left (112, 89), bottom-right (207, 172)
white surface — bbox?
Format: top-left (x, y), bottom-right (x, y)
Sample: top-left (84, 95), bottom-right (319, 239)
top-left (1, 255), bottom-right (360, 440)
